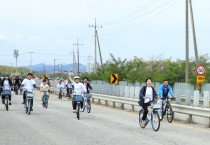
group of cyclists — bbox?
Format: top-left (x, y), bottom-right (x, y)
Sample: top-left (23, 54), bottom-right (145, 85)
top-left (139, 78), bottom-right (175, 128)
top-left (0, 72), bottom-right (93, 114)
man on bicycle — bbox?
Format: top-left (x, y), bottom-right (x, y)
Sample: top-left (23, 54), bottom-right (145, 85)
top-left (158, 80), bottom-right (175, 113)
top-left (13, 75), bottom-right (21, 89)
top-left (40, 79), bottom-right (50, 105)
top-left (57, 80), bottom-right (64, 98)
top-left (21, 73), bottom-right (36, 111)
top-left (69, 76), bottom-right (86, 112)
top-left (66, 79), bottom-right (73, 99)
top-left (1, 75), bottom-right (13, 105)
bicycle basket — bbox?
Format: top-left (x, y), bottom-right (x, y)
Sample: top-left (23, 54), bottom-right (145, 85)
top-left (26, 92), bottom-right (34, 98)
top-left (74, 95), bottom-right (83, 102)
top-left (3, 90), bottom-right (11, 95)
top-left (86, 93), bottom-right (92, 99)
top-left (153, 103), bottom-right (161, 109)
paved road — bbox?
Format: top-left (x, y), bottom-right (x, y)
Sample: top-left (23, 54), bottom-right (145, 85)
top-left (0, 91), bottom-right (210, 145)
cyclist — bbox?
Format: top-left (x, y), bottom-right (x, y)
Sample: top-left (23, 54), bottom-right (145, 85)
top-left (40, 79), bottom-right (50, 105)
top-left (66, 79), bottom-right (73, 99)
top-left (158, 80), bottom-right (175, 114)
top-left (1, 75), bottom-right (13, 105)
top-left (83, 77), bottom-right (92, 94)
top-left (69, 76), bottom-right (86, 112)
top-left (13, 75), bottom-right (21, 91)
top-left (139, 78), bottom-right (157, 127)
top-left (21, 73), bottom-right (36, 111)
top-left (57, 80), bottom-right (64, 98)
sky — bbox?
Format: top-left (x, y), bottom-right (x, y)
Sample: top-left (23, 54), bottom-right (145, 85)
top-left (0, 0), bottom-right (210, 68)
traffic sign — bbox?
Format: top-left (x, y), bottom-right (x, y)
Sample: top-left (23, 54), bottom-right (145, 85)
top-left (110, 74), bottom-right (118, 85)
top-left (196, 65), bottom-right (206, 75)
top-left (196, 75), bottom-right (205, 83)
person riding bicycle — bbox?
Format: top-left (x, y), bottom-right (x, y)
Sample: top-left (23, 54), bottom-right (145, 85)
top-left (1, 75), bottom-right (13, 105)
top-left (70, 76), bottom-right (86, 112)
top-left (83, 77), bottom-right (92, 94)
top-left (139, 78), bottom-right (157, 127)
top-left (66, 79), bottom-right (73, 99)
top-left (57, 80), bottom-right (64, 97)
top-left (40, 79), bottom-right (50, 105)
top-left (21, 73), bottom-right (36, 111)
top-left (14, 75), bottom-right (21, 89)
top-left (158, 80), bottom-right (175, 114)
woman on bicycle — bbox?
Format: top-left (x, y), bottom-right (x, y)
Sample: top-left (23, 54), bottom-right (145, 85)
top-left (1, 75), bottom-right (13, 105)
top-left (139, 78), bottom-right (157, 127)
top-left (40, 79), bottom-right (50, 105)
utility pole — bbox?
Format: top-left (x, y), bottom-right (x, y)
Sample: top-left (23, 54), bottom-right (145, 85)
top-left (29, 51), bottom-right (34, 73)
top-left (73, 39), bottom-right (83, 76)
top-left (189, 0), bottom-right (199, 65)
top-left (14, 49), bottom-right (19, 73)
top-left (54, 58), bottom-right (60, 80)
top-left (89, 18), bottom-right (102, 73)
top-left (96, 30), bottom-right (103, 65)
top-left (185, 0), bottom-right (189, 83)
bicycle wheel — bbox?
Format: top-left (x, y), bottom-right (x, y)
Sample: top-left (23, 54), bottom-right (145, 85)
top-left (139, 109), bottom-right (145, 128)
top-left (5, 97), bottom-right (9, 111)
top-left (25, 100), bottom-right (28, 113)
top-left (77, 103), bottom-right (80, 120)
top-left (28, 100), bottom-right (31, 115)
top-left (15, 87), bottom-right (18, 95)
top-left (167, 105), bottom-right (174, 123)
top-left (45, 97), bottom-right (48, 109)
top-left (151, 111), bottom-right (160, 132)
top-left (87, 99), bottom-right (91, 113)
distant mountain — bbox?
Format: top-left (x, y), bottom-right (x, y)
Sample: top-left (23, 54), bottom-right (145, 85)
top-left (21, 63), bottom-right (86, 73)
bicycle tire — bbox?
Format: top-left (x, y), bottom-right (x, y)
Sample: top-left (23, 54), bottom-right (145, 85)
top-left (167, 105), bottom-right (174, 123)
top-left (139, 110), bottom-right (145, 128)
top-left (77, 103), bottom-right (80, 120)
top-left (25, 101), bottom-right (28, 113)
top-left (28, 100), bottom-right (31, 115)
top-left (5, 96), bottom-right (9, 111)
top-left (151, 111), bottom-right (160, 132)
top-left (87, 99), bottom-right (91, 113)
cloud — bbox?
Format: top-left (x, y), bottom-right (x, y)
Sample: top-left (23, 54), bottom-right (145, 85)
top-left (26, 35), bottom-right (40, 42)
top-left (0, 34), bottom-right (9, 40)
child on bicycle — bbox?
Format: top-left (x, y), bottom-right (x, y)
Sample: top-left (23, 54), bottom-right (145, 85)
top-left (1, 74), bottom-right (13, 105)
top-left (139, 78), bottom-right (157, 127)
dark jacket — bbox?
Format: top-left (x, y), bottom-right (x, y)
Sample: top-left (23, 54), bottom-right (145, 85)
top-left (83, 82), bottom-right (92, 94)
top-left (139, 86), bottom-right (157, 106)
top-left (1, 79), bottom-right (13, 88)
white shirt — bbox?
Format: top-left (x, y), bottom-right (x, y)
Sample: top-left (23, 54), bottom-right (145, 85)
top-left (57, 83), bottom-right (64, 90)
top-left (21, 79), bottom-right (36, 91)
top-left (73, 82), bottom-right (86, 96)
top-left (66, 82), bottom-right (73, 89)
top-left (40, 83), bottom-right (49, 91)
top-left (144, 87), bottom-right (153, 103)
top-left (3, 80), bottom-right (11, 90)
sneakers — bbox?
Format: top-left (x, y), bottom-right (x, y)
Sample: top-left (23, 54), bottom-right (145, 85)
top-left (145, 118), bottom-right (150, 125)
top-left (73, 109), bottom-right (76, 113)
top-left (80, 108), bottom-right (83, 112)
top-left (9, 102), bottom-right (12, 105)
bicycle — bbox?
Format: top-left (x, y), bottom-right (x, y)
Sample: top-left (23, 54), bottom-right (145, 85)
top-left (73, 92), bottom-right (84, 120)
top-left (82, 93), bottom-right (92, 113)
top-left (67, 88), bottom-right (73, 101)
top-left (2, 90), bottom-right (11, 111)
top-left (43, 91), bottom-right (49, 109)
top-left (25, 90), bottom-right (34, 115)
top-left (58, 88), bottom-right (63, 99)
top-left (160, 96), bottom-right (174, 123)
top-left (14, 84), bottom-right (19, 95)
top-left (139, 98), bottom-right (161, 132)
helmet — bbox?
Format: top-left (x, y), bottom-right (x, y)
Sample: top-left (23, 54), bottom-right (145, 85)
top-left (74, 76), bottom-right (80, 80)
